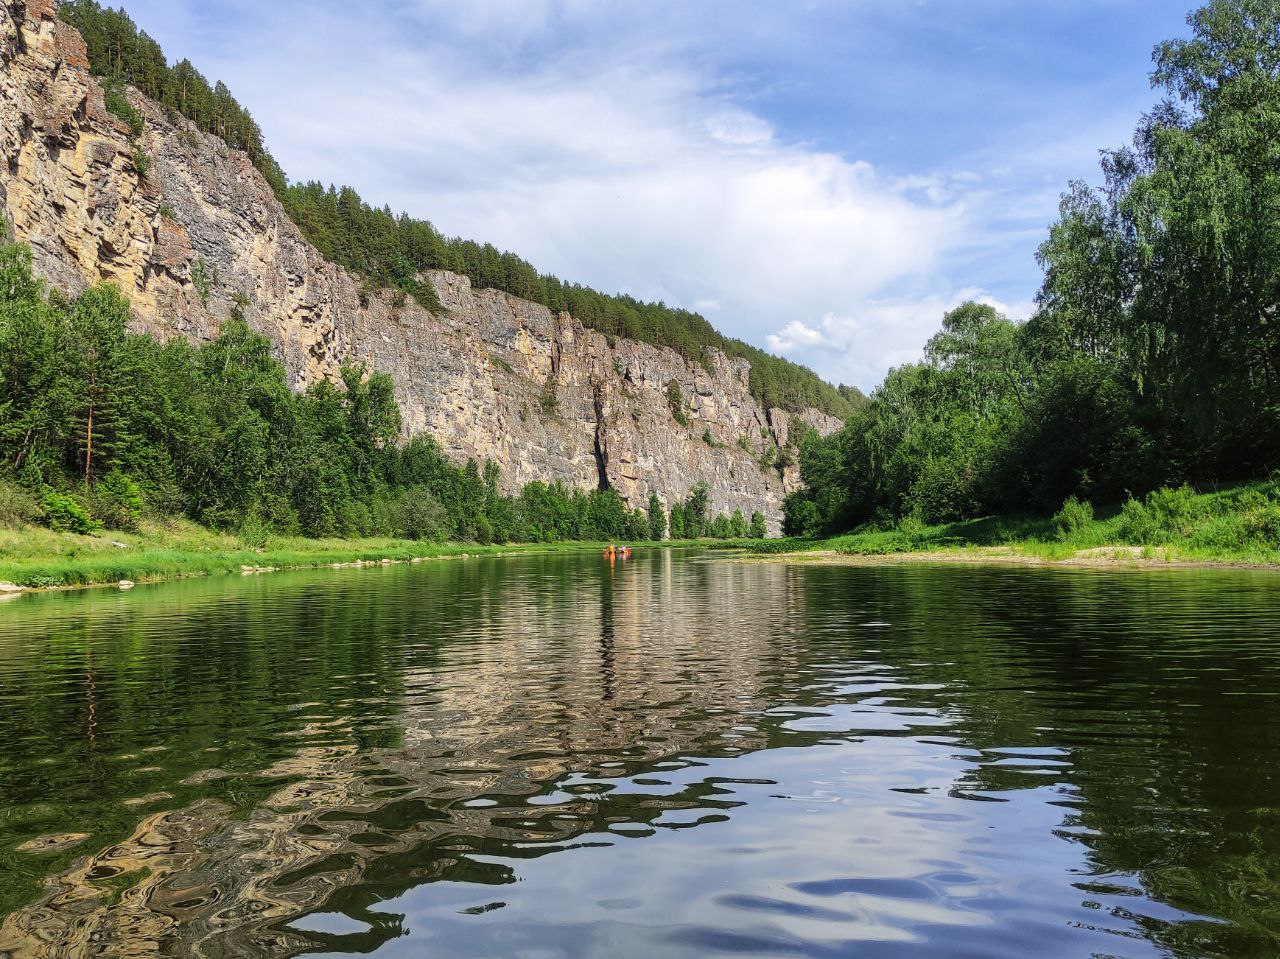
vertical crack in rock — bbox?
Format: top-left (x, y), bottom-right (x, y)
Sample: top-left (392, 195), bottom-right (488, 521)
top-left (592, 381), bottom-right (611, 492)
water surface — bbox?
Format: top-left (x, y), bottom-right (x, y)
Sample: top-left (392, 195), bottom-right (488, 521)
top-left (0, 551), bottom-right (1277, 957)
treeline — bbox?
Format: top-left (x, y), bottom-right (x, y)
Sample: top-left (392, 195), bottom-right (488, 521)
top-left (279, 183), bottom-right (855, 415)
top-left (57, 1), bottom-right (285, 190)
top-left (786, 0), bottom-right (1280, 535)
top-left (0, 236), bottom-right (765, 543)
top-left (56, 1), bottom-right (853, 419)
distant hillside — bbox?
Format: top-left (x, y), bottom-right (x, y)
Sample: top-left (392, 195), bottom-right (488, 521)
top-left (57, 0), bottom-right (858, 419)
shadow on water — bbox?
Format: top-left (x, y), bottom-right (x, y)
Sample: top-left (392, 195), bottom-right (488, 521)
top-left (0, 553), bottom-right (1277, 957)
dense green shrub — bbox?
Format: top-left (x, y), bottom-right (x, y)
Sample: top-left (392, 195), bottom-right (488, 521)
top-left (41, 489), bottom-right (101, 534)
top-left (1146, 486), bottom-right (1203, 535)
top-left (1117, 486), bottom-right (1204, 544)
top-left (783, 494), bottom-right (821, 537)
top-left (102, 81), bottom-right (144, 138)
top-left (237, 509), bottom-right (273, 550)
top-left (131, 145), bottom-right (151, 178)
top-left (1245, 504), bottom-right (1280, 545)
top-left (0, 481), bottom-right (40, 528)
top-left (1117, 497), bottom-right (1159, 544)
top-left (1051, 496), bottom-right (1094, 541)
top-left (393, 486), bottom-right (450, 541)
top-left (90, 470), bottom-right (145, 531)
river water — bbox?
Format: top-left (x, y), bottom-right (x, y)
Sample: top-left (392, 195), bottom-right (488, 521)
top-left (0, 551), bottom-right (1277, 957)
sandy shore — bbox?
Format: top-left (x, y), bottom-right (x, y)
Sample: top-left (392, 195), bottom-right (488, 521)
top-left (747, 545), bottom-right (1280, 572)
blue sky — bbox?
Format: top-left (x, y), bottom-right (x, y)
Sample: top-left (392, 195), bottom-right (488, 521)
top-left (117, 0), bottom-right (1191, 390)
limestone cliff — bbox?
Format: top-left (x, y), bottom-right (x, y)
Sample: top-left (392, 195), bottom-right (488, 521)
top-left (0, 0), bottom-right (839, 531)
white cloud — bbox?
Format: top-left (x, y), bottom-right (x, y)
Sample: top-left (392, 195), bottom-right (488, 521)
top-left (132, 0), bottom-right (973, 393)
top-left (768, 287), bottom-right (1037, 389)
top-left (768, 318), bottom-right (837, 352)
top-left (123, 0), bottom-right (1126, 391)
top-left (704, 109), bottom-right (774, 146)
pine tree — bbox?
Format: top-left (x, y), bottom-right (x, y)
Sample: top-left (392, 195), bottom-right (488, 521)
top-left (647, 494), bottom-right (666, 540)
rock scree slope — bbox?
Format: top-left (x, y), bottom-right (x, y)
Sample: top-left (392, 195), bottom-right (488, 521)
top-left (0, 0), bottom-right (839, 532)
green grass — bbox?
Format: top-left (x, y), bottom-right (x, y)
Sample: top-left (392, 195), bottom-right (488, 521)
top-left (743, 479), bottom-right (1280, 567)
top-left (0, 519), bottom-right (622, 590)
top-left (7, 481), bottom-right (1278, 588)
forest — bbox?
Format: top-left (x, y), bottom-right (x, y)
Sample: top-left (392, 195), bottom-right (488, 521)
top-left (784, 0), bottom-right (1280, 537)
top-left (55, 1), bottom-right (855, 420)
top-left (0, 234), bottom-right (764, 544)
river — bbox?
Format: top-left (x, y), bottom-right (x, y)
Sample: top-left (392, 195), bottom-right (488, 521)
top-left (0, 551), bottom-right (1276, 957)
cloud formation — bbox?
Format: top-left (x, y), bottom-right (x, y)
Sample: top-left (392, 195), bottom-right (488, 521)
top-left (769, 291), bottom-right (1036, 389)
top-left (122, 0), bottom-right (1185, 390)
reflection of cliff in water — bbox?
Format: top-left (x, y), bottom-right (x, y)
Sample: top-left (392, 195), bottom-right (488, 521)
top-left (0, 554), bottom-right (816, 957)
top-left (4, 558), bottom-right (1280, 957)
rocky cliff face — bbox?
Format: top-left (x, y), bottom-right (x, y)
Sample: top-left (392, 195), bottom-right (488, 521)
top-left (0, 0), bottom-right (839, 531)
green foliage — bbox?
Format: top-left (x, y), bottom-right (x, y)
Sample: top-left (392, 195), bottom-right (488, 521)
top-left (190, 257), bottom-right (215, 307)
top-left (626, 508), bottom-right (650, 542)
top-left (0, 233), bottom-right (703, 546)
top-left (784, 4), bottom-right (1280, 535)
top-left (0, 480), bottom-right (40, 528)
top-left (236, 508), bottom-right (273, 550)
top-left (1033, 0), bottom-right (1280, 476)
top-left (683, 483), bottom-right (709, 538)
top-left (1230, 488), bottom-right (1280, 546)
top-left (1051, 496), bottom-right (1094, 541)
top-left (58, 0), bottom-right (285, 190)
top-left (668, 503), bottom-right (686, 539)
top-left (702, 428), bottom-right (715, 447)
top-left (490, 354), bottom-right (514, 375)
top-left (666, 497), bottom-right (755, 539)
top-left (41, 488), bottom-right (100, 534)
top-left (102, 80), bottom-right (144, 138)
top-left (783, 493), bottom-right (821, 537)
top-left (647, 494), bottom-right (666, 540)
top-left (770, 478), bottom-right (1280, 565)
top-left (90, 470), bottom-right (145, 531)
top-left (1118, 485), bottom-right (1205, 544)
top-left (131, 144), bottom-right (151, 178)
top-left (666, 379), bottom-right (689, 426)
top-left (158, 203), bottom-right (176, 220)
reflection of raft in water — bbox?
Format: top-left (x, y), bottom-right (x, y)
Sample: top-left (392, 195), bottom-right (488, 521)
top-left (603, 545), bottom-right (632, 559)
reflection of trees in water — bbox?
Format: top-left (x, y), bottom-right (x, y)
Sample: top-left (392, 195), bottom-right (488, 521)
top-left (1, 560), bottom-right (1278, 956)
top-left (0, 554), bottom-right (811, 957)
top-left (791, 565), bottom-right (1280, 956)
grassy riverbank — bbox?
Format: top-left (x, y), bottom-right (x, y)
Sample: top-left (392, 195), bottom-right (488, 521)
top-left (744, 480), bottom-right (1280, 569)
top-left (0, 521), bottom-right (627, 592)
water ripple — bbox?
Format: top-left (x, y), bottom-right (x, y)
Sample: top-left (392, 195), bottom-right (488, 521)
top-left (0, 555), bottom-right (1275, 956)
